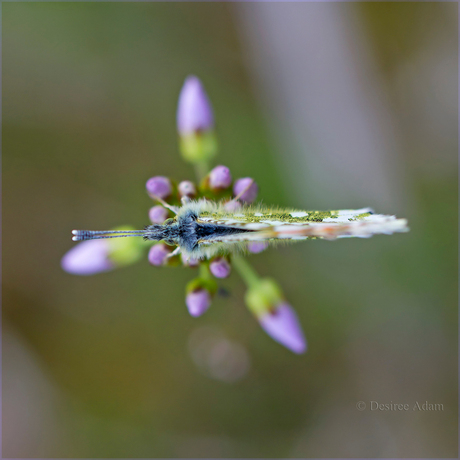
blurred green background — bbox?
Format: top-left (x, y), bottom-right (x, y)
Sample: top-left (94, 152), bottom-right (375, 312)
top-left (3, 2), bottom-right (457, 458)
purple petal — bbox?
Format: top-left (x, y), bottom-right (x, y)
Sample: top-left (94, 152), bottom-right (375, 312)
top-left (186, 289), bottom-right (211, 317)
top-left (178, 180), bottom-right (197, 198)
top-left (248, 242), bottom-right (269, 254)
top-left (146, 176), bottom-right (172, 199)
top-left (148, 244), bottom-right (170, 266)
top-left (209, 258), bottom-right (231, 278)
top-left (61, 240), bottom-right (114, 275)
top-left (259, 303), bottom-right (307, 354)
top-left (209, 165), bottom-right (232, 190)
top-left (149, 205), bottom-right (169, 224)
top-left (233, 178), bottom-right (258, 203)
top-left (177, 76), bottom-right (214, 135)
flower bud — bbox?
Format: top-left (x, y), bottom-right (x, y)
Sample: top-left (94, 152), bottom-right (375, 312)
top-left (248, 242), bottom-right (268, 254)
top-left (185, 275), bottom-right (217, 317)
top-left (178, 180), bottom-right (197, 198)
top-left (233, 178), bottom-right (258, 203)
top-left (244, 278), bottom-right (307, 353)
top-left (177, 76), bottom-right (214, 135)
top-left (186, 288), bottom-right (211, 317)
top-left (61, 240), bottom-right (114, 275)
top-left (149, 205), bottom-right (169, 224)
top-left (62, 225), bottom-right (146, 275)
top-left (177, 76), bottom-right (217, 164)
top-left (209, 165), bottom-right (232, 190)
top-left (148, 243), bottom-right (170, 266)
top-left (146, 176), bottom-right (172, 200)
top-left (259, 303), bottom-right (307, 354)
top-left (245, 278), bottom-right (283, 317)
top-left (109, 230), bottom-right (146, 266)
top-left (209, 257), bottom-right (231, 279)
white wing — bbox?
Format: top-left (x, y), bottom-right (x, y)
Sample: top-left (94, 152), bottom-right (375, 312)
top-left (197, 207), bottom-right (408, 242)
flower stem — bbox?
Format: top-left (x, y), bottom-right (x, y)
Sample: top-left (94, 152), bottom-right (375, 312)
top-left (194, 161), bottom-right (210, 182)
top-left (199, 262), bottom-right (211, 281)
top-left (232, 255), bottom-right (260, 289)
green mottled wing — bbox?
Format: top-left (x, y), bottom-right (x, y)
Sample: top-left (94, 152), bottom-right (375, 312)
top-left (197, 206), bottom-right (409, 242)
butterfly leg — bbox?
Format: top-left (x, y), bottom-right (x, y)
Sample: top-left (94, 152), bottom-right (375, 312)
top-left (147, 192), bottom-right (179, 215)
top-left (181, 196), bottom-right (192, 206)
top-left (167, 246), bottom-right (182, 259)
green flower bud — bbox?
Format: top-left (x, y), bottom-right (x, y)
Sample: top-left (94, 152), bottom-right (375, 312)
top-left (177, 76), bottom-right (217, 165)
top-left (179, 131), bottom-right (217, 164)
top-left (244, 278), bottom-right (284, 317)
top-left (107, 225), bottom-right (147, 266)
top-left (186, 276), bottom-right (218, 298)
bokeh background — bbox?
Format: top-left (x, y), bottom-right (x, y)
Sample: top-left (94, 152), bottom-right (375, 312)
top-left (3, 2), bottom-right (458, 458)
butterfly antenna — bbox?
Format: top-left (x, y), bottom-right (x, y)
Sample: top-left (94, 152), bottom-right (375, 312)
top-left (72, 229), bottom-right (145, 241)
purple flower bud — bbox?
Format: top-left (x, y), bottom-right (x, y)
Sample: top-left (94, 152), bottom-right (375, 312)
top-left (186, 289), bottom-right (211, 317)
top-left (178, 180), bottom-right (197, 198)
top-left (61, 240), bottom-right (114, 275)
top-left (177, 76), bottom-right (214, 135)
top-left (209, 257), bottom-right (231, 279)
top-left (181, 253), bottom-right (200, 267)
top-left (259, 303), bottom-right (307, 354)
top-left (146, 176), bottom-right (172, 200)
top-left (248, 242), bottom-right (269, 254)
top-left (223, 200), bottom-right (242, 212)
top-left (209, 165), bottom-right (232, 190)
top-left (149, 205), bottom-right (169, 224)
top-left (148, 244), bottom-right (170, 266)
top-left (233, 178), bottom-right (258, 203)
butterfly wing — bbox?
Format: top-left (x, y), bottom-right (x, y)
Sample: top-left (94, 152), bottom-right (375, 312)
top-left (197, 206), bottom-right (408, 243)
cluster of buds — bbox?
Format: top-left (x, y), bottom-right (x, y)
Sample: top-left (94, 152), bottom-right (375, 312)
top-left (61, 75), bottom-right (306, 354)
top-left (143, 166), bottom-right (265, 319)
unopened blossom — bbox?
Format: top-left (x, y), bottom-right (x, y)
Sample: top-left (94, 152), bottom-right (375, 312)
top-left (178, 180), bottom-right (197, 198)
top-left (186, 288), bottom-right (211, 317)
top-left (209, 257), bottom-right (231, 279)
top-left (177, 76), bottom-right (217, 164)
top-left (259, 303), bottom-right (307, 354)
top-left (61, 240), bottom-right (114, 275)
top-left (146, 176), bottom-right (172, 200)
top-left (148, 244), bottom-right (170, 266)
top-left (209, 165), bottom-right (232, 190)
top-left (233, 178), bottom-right (258, 203)
top-left (149, 205), bottom-right (169, 224)
top-left (244, 278), bottom-right (306, 353)
top-left (177, 76), bottom-right (214, 135)
top-left (248, 242), bottom-right (268, 254)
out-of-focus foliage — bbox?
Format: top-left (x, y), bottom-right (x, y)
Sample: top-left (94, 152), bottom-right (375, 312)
top-left (3, 2), bottom-right (457, 458)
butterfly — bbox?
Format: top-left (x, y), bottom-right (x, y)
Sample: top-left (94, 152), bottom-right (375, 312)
top-left (72, 198), bottom-right (409, 261)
